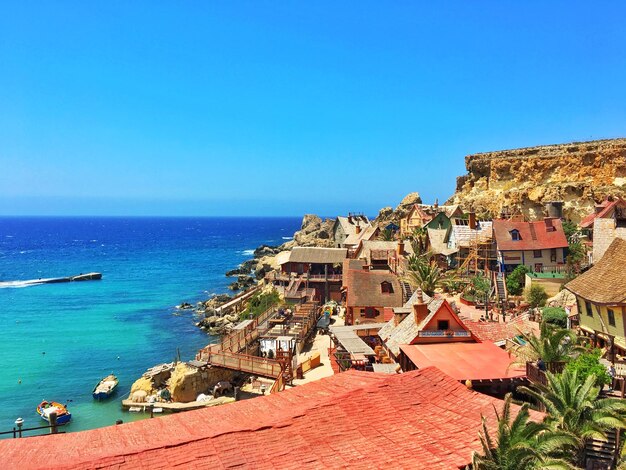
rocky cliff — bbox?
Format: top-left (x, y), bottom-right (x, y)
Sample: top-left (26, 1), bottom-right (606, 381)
top-left (448, 138), bottom-right (626, 222)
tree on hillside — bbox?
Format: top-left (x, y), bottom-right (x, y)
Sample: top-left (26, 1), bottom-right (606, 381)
top-left (518, 369), bottom-right (626, 467)
top-left (562, 220), bottom-right (579, 243)
top-left (542, 307), bottom-right (568, 328)
top-left (506, 265), bottom-right (529, 296)
top-left (526, 284), bottom-right (549, 309)
top-left (472, 394), bottom-right (576, 470)
top-left (564, 349), bottom-right (611, 387)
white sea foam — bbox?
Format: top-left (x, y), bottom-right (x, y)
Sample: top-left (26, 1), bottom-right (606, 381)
top-left (241, 249), bottom-right (255, 256)
top-left (282, 236), bottom-right (293, 240)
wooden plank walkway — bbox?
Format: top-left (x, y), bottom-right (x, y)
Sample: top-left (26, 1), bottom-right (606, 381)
top-left (196, 301), bottom-right (320, 388)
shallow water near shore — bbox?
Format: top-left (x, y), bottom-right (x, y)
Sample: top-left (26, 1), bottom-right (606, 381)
top-left (0, 216), bottom-right (300, 436)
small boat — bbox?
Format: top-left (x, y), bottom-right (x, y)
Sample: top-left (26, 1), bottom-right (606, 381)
top-left (92, 374), bottom-right (119, 400)
top-left (37, 401), bottom-right (72, 425)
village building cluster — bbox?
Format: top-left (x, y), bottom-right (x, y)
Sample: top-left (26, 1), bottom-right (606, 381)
top-left (6, 196), bottom-right (626, 469)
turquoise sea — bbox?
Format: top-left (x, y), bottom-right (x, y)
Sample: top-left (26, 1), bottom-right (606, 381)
top-left (0, 216), bottom-right (300, 436)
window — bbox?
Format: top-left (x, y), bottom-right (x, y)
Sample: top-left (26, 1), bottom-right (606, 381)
top-left (511, 229), bottom-right (521, 241)
top-left (437, 320), bottom-right (450, 330)
top-left (534, 250), bottom-right (542, 258)
top-left (586, 301), bottom-right (593, 317)
top-left (364, 307), bottom-right (378, 318)
top-left (381, 281), bottom-right (393, 294)
top-left (550, 248), bottom-right (557, 262)
top-left (608, 309), bottom-right (616, 327)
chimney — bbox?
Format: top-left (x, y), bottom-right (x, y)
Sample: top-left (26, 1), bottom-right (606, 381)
top-left (413, 291), bottom-right (429, 325)
top-left (434, 199), bottom-right (439, 210)
top-left (545, 217), bottom-right (555, 232)
top-left (393, 310), bottom-right (408, 327)
top-left (356, 225), bottom-right (362, 234)
top-left (397, 239), bottom-right (405, 256)
top-left (468, 211), bottom-right (477, 230)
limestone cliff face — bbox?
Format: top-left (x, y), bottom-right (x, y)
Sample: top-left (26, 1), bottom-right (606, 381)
top-left (449, 138), bottom-right (626, 222)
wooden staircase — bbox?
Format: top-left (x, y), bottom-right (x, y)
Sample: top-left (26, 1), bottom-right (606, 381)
top-left (585, 429), bottom-right (619, 469)
top-left (400, 280), bottom-right (414, 304)
top-left (494, 272), bottom-right (507, 304)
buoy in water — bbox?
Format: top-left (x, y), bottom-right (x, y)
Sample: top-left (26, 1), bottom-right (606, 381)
top-left (18, 378), bottom-right (21, 384)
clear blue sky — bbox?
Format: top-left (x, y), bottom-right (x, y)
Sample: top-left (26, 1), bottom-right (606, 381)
top-left (1, 2), bottom-right (625, 217)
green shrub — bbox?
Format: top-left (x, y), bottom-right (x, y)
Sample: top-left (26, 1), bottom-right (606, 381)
top-left (542, 307), bottom-right (568, 328)
top-left (526, 284), bottom-right (549, 309)
top-left (506, 265), bottom-right (529, 296)
top-left (564, 349), bottom-right (611, 387)
top-left (240, 290), bottom-right (280, 320)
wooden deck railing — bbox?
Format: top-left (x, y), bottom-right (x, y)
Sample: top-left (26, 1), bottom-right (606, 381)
top-left (526, 361), bottom-right (566, 386)
top-left (202, 351), bottom-right (283, 378)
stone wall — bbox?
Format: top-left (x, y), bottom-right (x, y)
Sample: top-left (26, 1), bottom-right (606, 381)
top-left (448, 139), bottom-right (626, 222)
top-left (592, 218), bottom-right (626, 263)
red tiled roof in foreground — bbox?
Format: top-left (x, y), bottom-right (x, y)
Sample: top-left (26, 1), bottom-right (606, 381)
top-left (400, 342), bottom-right (526, 381)
top-left (0, 367), bottom-right (534, 470)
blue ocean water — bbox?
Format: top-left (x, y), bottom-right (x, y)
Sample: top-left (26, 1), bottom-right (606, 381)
top-left (0, 216), bottom-right (300, 436)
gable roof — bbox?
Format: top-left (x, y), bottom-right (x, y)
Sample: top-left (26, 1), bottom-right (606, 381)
top-left (334, 215), bottom-right (371, 237)
top-left (381, 297), bottom-right (457, 356)
top-left (427, 227), bottom-right (457, 256)
top-left (406, 204), bottom-right (435, 224)
top-left (492, 218), bottom-right (568, 251)
top-left (450, 221), bottom-right (493, 248)
top-left (0, 367), bottom-right (538, 470)
top-left (282, 247), bottom-right (348, 265)
top-left (344, 269), bottom-right (404, 308)
top-left (580, 198), bottom-right (626, 229)
top-left (343, 224), bottom-right (378, 247)
top-left (354, 240), bottom-right (414, 264)
top-left (565, 237), bottom-right (626, 304)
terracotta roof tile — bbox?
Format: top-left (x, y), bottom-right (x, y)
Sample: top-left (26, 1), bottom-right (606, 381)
top-left (344, 269), bottom-right (404, 308)
top-left (493, 218), bottom-right (568, 251)
top-left (0, 368), bottom-right (538, 470)
top-left (464, 315), bottom-right (536, 344)
top-left (565, 237), bottom-right (626, 304)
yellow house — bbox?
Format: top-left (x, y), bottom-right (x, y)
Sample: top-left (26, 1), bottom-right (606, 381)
top-left (565, 237), bottom-right (626, 359)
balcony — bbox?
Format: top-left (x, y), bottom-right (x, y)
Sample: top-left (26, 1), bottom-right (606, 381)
top-left (418, 330), bottom-right (472, 338)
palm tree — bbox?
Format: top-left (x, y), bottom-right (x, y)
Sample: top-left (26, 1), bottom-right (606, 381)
top-left (510, 322), bottom-right (583, 366)
top-left (472, 394), bottom-right (576, 470)
top-left (408, 227), bottom-right (429, 256)
top-left (378, 228), bottom-right (395, 241)
top-left (405, 253), bottom-right (441, 297)
top-left (518, 369), bottom-right (626, 467)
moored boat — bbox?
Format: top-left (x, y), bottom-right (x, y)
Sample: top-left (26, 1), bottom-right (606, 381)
top-left (37, 401), bottom-right (72, 425)
top-left (92, 374), bottom-right (119, 400)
